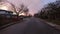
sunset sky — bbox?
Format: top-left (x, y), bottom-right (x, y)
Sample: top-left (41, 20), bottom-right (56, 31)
top-left (7, 0), bottom-right (56, 15)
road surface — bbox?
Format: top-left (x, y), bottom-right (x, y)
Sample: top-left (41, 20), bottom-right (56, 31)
top-left (0, 17), bottom-right (60, 34)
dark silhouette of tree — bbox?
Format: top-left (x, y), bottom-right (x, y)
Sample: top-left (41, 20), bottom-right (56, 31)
top-left (15, 4), bottom-right (29, 16)
top-left (34, 0), bottom-right (60, 20)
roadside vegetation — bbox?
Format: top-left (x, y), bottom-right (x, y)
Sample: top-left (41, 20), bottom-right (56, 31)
top-left (34, 0), bottom-right (60, 25)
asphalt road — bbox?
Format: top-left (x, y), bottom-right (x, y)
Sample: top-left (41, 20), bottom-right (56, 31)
top-left (0, 17), bottom-right (60, 34)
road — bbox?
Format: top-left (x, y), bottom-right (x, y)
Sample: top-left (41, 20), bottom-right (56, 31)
top-left (0, 17), bottom-right (60, 34)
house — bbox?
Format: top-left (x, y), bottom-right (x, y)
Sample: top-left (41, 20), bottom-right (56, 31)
top-left (0, 10), bottom-right (13, 18)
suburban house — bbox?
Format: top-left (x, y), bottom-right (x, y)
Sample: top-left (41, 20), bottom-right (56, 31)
top-left (0, 10), bottom-right (13, 18)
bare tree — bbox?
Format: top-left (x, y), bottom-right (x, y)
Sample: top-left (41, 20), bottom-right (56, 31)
top-left (23, 6), bottom-right (29, 16)
top-left (15, 4), bottom-right (29, 16)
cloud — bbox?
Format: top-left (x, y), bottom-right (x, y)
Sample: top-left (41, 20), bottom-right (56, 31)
top-left (7, 0), bottom-right (56, 15)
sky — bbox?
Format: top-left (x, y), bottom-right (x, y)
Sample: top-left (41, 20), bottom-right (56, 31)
top-left (7, 0), bottom-right (56, 15)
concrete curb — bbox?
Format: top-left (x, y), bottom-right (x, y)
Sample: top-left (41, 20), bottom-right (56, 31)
top-left (46, 22), bottom-right (60, 30)
top-left (0, 21), bottom-right (22, 30)
top-left (38, 18), bottom-right (60, 30)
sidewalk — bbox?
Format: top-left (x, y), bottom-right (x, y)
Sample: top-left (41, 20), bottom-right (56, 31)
top-left (46, 21), bottom-right (60, 30)
top-left (37, 18), bottom-right (60, 30)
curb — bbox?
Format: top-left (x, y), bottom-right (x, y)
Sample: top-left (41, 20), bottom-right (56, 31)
top-left (46, 22), bottom-right (60, 30)
top-left (38, 18), bottom-right (60, 30)
top-left (0, 21), bottom-right (22, 30)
